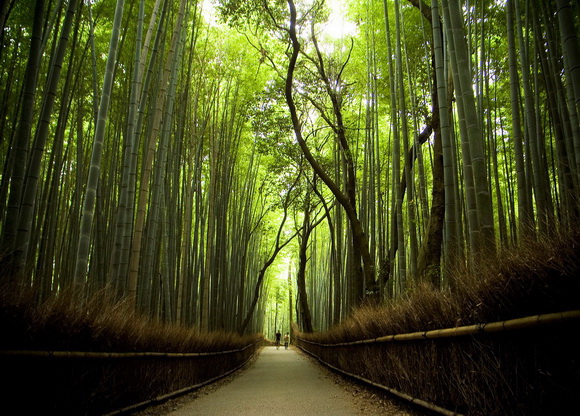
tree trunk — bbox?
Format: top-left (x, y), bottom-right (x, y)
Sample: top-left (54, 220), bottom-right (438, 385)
top-left (1, 0), bottom-right (44, 280)
top-left (416, 69), bottom-right (444, 287)
top-left (285, 0), bottom-right (374, 304)
top-left (296, 196), bottom-right (314, 333)
top-left (75, 0), bottom-right (122, 285)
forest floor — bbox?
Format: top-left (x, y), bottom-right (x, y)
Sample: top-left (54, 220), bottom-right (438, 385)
top-left (133, 346), bottom-right (425, 415)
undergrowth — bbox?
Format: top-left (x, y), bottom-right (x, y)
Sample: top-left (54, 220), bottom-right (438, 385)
top-left (301, 228), bottom-right (580, 344)
top-left (0, 285), bottom-right (258, 353)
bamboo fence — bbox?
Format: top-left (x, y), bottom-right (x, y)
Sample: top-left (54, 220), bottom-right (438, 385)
top-left (0, 337), bottom-right (262, 359)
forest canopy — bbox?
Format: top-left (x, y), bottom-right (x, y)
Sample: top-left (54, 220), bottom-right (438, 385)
top-left (0, 0), bottom-right (579, 336)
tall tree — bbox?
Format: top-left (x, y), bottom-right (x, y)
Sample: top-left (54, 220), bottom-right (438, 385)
top-left (285, 0), bottom-right (375, 304)
top-left (238, 172), bottom-right (300, 335)
top-left (15, 0), bottom-right (80, 275)
top-left (75, 0), bottom-right (124, 286)
top-left (442, 0), bottom-right (495, 258)
top-left (1, 0), bottom-right (45, 280)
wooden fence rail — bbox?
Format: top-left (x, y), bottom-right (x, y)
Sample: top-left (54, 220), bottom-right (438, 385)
top-left (0, 337), bottom-right (262, 359)
top-left (1, 338), bottom-right (263, 415)
top-left (297, 309), bottom-right (580, 346)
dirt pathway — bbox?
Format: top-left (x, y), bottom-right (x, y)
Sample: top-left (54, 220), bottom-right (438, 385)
top-left (162, 346), bottom-right (419, 415)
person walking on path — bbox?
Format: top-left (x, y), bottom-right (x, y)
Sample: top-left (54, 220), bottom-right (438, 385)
top-left (284, 332), bottom-right (290, 349)
top-left (275, 330), bottom-right (281, 349)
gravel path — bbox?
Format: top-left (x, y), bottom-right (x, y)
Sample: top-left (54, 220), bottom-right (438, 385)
top-left (161, 346), bottom-right (420, 416)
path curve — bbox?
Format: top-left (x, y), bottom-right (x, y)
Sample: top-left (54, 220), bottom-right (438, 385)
top-left (166, 346), bottom-right (407, 415)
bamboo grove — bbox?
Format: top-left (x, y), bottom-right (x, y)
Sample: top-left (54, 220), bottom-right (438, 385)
top-left (0, 0), bottom-right (578, 334)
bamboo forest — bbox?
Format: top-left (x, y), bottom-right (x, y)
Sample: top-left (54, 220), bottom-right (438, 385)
top-left (1, 0), bottom-right (579, 415)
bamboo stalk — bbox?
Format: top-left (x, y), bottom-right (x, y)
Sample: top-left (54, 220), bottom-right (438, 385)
top-left (297, 310), bottom-right (580, 347)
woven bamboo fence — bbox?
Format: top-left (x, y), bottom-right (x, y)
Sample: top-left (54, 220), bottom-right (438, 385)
top-left (0, 337), bottom-right (262, 415)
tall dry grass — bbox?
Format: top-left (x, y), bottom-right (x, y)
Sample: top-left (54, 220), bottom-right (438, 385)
top-left (0, 284), bottom-right (261, 415)
top-left (301, 229), bottom-right (580, 344)
top-left (0, 284), bottom-right (257, 353)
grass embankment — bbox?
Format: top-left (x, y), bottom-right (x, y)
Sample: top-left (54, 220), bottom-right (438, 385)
top-left (296, 230), bottom-right (580, 416)
top-left (0, 287), bottom-right (261, 415)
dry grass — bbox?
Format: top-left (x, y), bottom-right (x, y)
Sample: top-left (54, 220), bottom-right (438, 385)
top-left (302, 229), bottom-right (580, 345)
top-left (0, 285), bottom-right (257, 353)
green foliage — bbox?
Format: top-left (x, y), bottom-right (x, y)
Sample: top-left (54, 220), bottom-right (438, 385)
top-left (249, 79), bottom-right (295, 155)
top-left (216, 0), bottom-right (287, 31)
